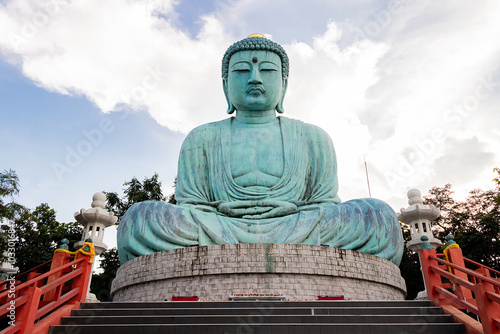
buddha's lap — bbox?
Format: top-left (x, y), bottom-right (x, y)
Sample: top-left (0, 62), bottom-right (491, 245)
top-left (117, 198), bottom-right (403, 265)
top-left (120, 198), bottom-right (398, 228)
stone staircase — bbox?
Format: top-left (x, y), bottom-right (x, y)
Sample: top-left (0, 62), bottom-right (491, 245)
top-left (48, 300), bottom-right (465, 334)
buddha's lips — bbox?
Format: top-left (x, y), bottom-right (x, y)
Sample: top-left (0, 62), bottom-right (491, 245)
top-left (246, 86), bottom-right (265, 94)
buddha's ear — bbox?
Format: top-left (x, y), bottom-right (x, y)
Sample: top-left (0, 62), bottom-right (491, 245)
top-left (223, 78), bottom-right (236, 114)
top-left (276, 78), bottom-right (288, 114)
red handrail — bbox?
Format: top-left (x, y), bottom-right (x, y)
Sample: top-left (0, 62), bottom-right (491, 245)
top-left (429, 255), bottom-right (500, 288)
top-left (463, 257), bottom-right (500, 277)
top-left (420, 247), bottom-right (500, 334)
top-left (10, 259), bottom-right (52, 283)
top-left (0, 245), bottom-right (93, 334)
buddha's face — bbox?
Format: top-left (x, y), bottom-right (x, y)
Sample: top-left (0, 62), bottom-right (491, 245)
top-left (226, 50), bottom-right (284, 112)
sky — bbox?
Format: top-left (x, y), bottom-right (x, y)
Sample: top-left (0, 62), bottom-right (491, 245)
top-left (1, 0), bottom-right (499, 258)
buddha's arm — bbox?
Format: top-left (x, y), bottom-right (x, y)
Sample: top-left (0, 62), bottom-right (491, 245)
top-left (304, 124), bottom-right (342, 204)
top-left (175, 124), bottom-right (218, 205)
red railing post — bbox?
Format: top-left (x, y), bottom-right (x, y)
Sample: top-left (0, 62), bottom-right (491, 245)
top-left (43, 251), bottom-right (71, 302)
top-left (16, 285), bottom-right (42, 334)
top-left (0, 240), bottom-right (96, 334)
top-left (447, 247), bottom-right (474, 300)
top-left (418, 235), bottom-right (500, 334)
top-left (70, 252), bottom-right (93, 303)
top-left (420, 248), bottom-right (447, 303)
top-left (474, 268), bottom-right (500, 334)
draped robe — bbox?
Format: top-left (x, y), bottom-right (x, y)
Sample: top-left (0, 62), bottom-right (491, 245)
top-left (117, 117), bottom-right (404, 265)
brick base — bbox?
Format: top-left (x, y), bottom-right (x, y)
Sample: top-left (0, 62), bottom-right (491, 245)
top-left (111, 244), bottom-right (407, 301)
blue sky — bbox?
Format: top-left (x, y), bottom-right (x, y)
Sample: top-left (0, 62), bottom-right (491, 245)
top-left (1, 0), bottom-right (500, 254)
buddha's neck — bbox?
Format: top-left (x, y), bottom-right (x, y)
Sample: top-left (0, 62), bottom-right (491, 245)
top-left (235, 109), bottom-right (277, 124)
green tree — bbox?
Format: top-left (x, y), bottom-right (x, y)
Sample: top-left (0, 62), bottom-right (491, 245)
top-left (91, 248), bottom-right (120, 302)
top-left (11, 203), bottom-right (82, 273)
top-left (93, 173), bottom-right (174, 300)
top-left (0, 169), bottom-right (83, 274)
top-left (0, 169), bottom-right (23, 221)
top-left (399, 223), bottom-right (424, 300)
top-left (166, 177), bottom-right (177, 205)
top-left (0, 169), bottom-right (25, 263)
top-left (424, 172), bottom-right (500, 269)
top-left (105, 173), bottom-right (168, 219)
top-left (400, 168), bottom-right (500, 299)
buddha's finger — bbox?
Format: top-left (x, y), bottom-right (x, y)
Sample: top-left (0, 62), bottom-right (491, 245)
top-left (259, 200), bottom-right (298, 210)
top-left (242, 214), bottom-right (262, 219)
top-left (222, 206), bottom-right (270, 217)
top-left (218, 203), bottom-right (241, 215)
top-left (260, 206), bottom-right (297, 218)
top-left (243, 206), bottom-right (273, 215)
top-left (218, 201), bottom-right (257, 211)
top-left (218, 205), bottom-right (245, 216)
top-left (224, 208), bottom-right (248, 217)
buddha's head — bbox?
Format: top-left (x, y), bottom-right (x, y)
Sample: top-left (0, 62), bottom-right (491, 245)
top-left (222, 34), bottom-right (289, 114)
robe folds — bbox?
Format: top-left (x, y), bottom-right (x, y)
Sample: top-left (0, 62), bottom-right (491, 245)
top-left (117, 117), bottom-right (404, 265)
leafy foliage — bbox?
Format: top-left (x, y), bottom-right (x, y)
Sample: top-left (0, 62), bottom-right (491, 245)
top-left (423, 174), bottom-right (500, 269)
top-left (0, 170), bottom-right (19, 199)
top-left (0, 169), bottom-right (24, 263)
top-left (105, 173), bottom-right (170, 220)
top-left (399, 223), bottom-right (424, 300)
top-left (93, 173), bottom-right (175, 301)
top-left (0, 169), bottom-right (24, 222)
top-left (401, 168), bottom-right (500, 299)
top-left (91, 248), bottom-right (120, 302)
top-left (166, 177), bottom-right (177, 205)
top-left (10, 203), bottom-right (82, 273)
top-left (0, 169), bottom-right (83, 274)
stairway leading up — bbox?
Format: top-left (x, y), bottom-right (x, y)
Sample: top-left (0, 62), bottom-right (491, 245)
top-left (48, 300), bottom-right (465, 334)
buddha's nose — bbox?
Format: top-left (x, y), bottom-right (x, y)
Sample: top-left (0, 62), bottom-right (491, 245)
top-left (248, 68), bottom-right (262, 84)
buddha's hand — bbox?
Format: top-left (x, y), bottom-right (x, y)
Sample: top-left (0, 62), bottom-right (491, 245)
top-left (217, 200), bottom-right (297, 219)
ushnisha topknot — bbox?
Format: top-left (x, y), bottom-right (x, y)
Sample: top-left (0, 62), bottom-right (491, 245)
top-left (222, 34), bottom-right (289, 80)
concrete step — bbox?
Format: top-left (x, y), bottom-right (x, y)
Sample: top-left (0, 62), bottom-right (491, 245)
top-left (50, 300), bottom-right (466, 334)
top-left (60, 314), bottom-right (455, 325)
top-left (48, 322), bottom-right (466, 334)
top-left (79, 300), bottom-right (435, 309)
top-left (70, 306), bottom-right (445, 317)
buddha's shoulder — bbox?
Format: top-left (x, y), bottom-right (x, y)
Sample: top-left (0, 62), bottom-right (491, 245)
top-left (280, 117), bottom-right (332, 142)
top-left (183, 118), bottom-right (230, 143)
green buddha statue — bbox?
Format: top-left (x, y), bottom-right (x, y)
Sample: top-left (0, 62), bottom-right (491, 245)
top-left (117, 34), bottom-right (404, 265)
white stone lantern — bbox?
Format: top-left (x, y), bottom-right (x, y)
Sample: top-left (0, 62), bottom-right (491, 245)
top-left (74, 192), bottom-right (117, 255)
top-left (397, 189), bottom-right (442, 252)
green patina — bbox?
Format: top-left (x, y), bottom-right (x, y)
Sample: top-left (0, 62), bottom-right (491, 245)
top-left (117, 35), bottom-right (404, 266)
top-left (58, 238), bottom-right (69, 250)
top-left (421, 235), bottom-right (431, 250)
top-left (446, 234), bottom-right (457, 247)
top-left (264, 244), bottom-right (276, 273)
top-left (222, 36), bottom-right (289, 80)
top-left (82, 238), bottom-right (92, 252)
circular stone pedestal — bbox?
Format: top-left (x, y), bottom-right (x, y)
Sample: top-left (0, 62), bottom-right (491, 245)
top-left (111, 244), bottom-right (406, 301)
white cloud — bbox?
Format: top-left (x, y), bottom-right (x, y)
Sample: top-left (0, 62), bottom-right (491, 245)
top-left (0, 0), bottom-right (229, 132)
top-left (1, 0), bottom-right (500, 211)
top-left (283, 22), bottom-right (390, 200)
top-left (350, 0), bottom-right (500, 206)
top-left (432, 137), bottom-right (495, 183)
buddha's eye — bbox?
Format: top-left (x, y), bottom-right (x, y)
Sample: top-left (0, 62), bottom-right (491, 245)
top-left (259, 63), bottom-right (279, 72)
top-left (231, 63), bottom-right (251, 72)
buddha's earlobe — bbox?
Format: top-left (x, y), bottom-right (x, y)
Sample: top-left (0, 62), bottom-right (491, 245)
top-left (226, 102), bottom-right (236, 114)
top-left (223, 79), bottom-right (236, 114)
top-left (276, 78), bottom-right (288, 114)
